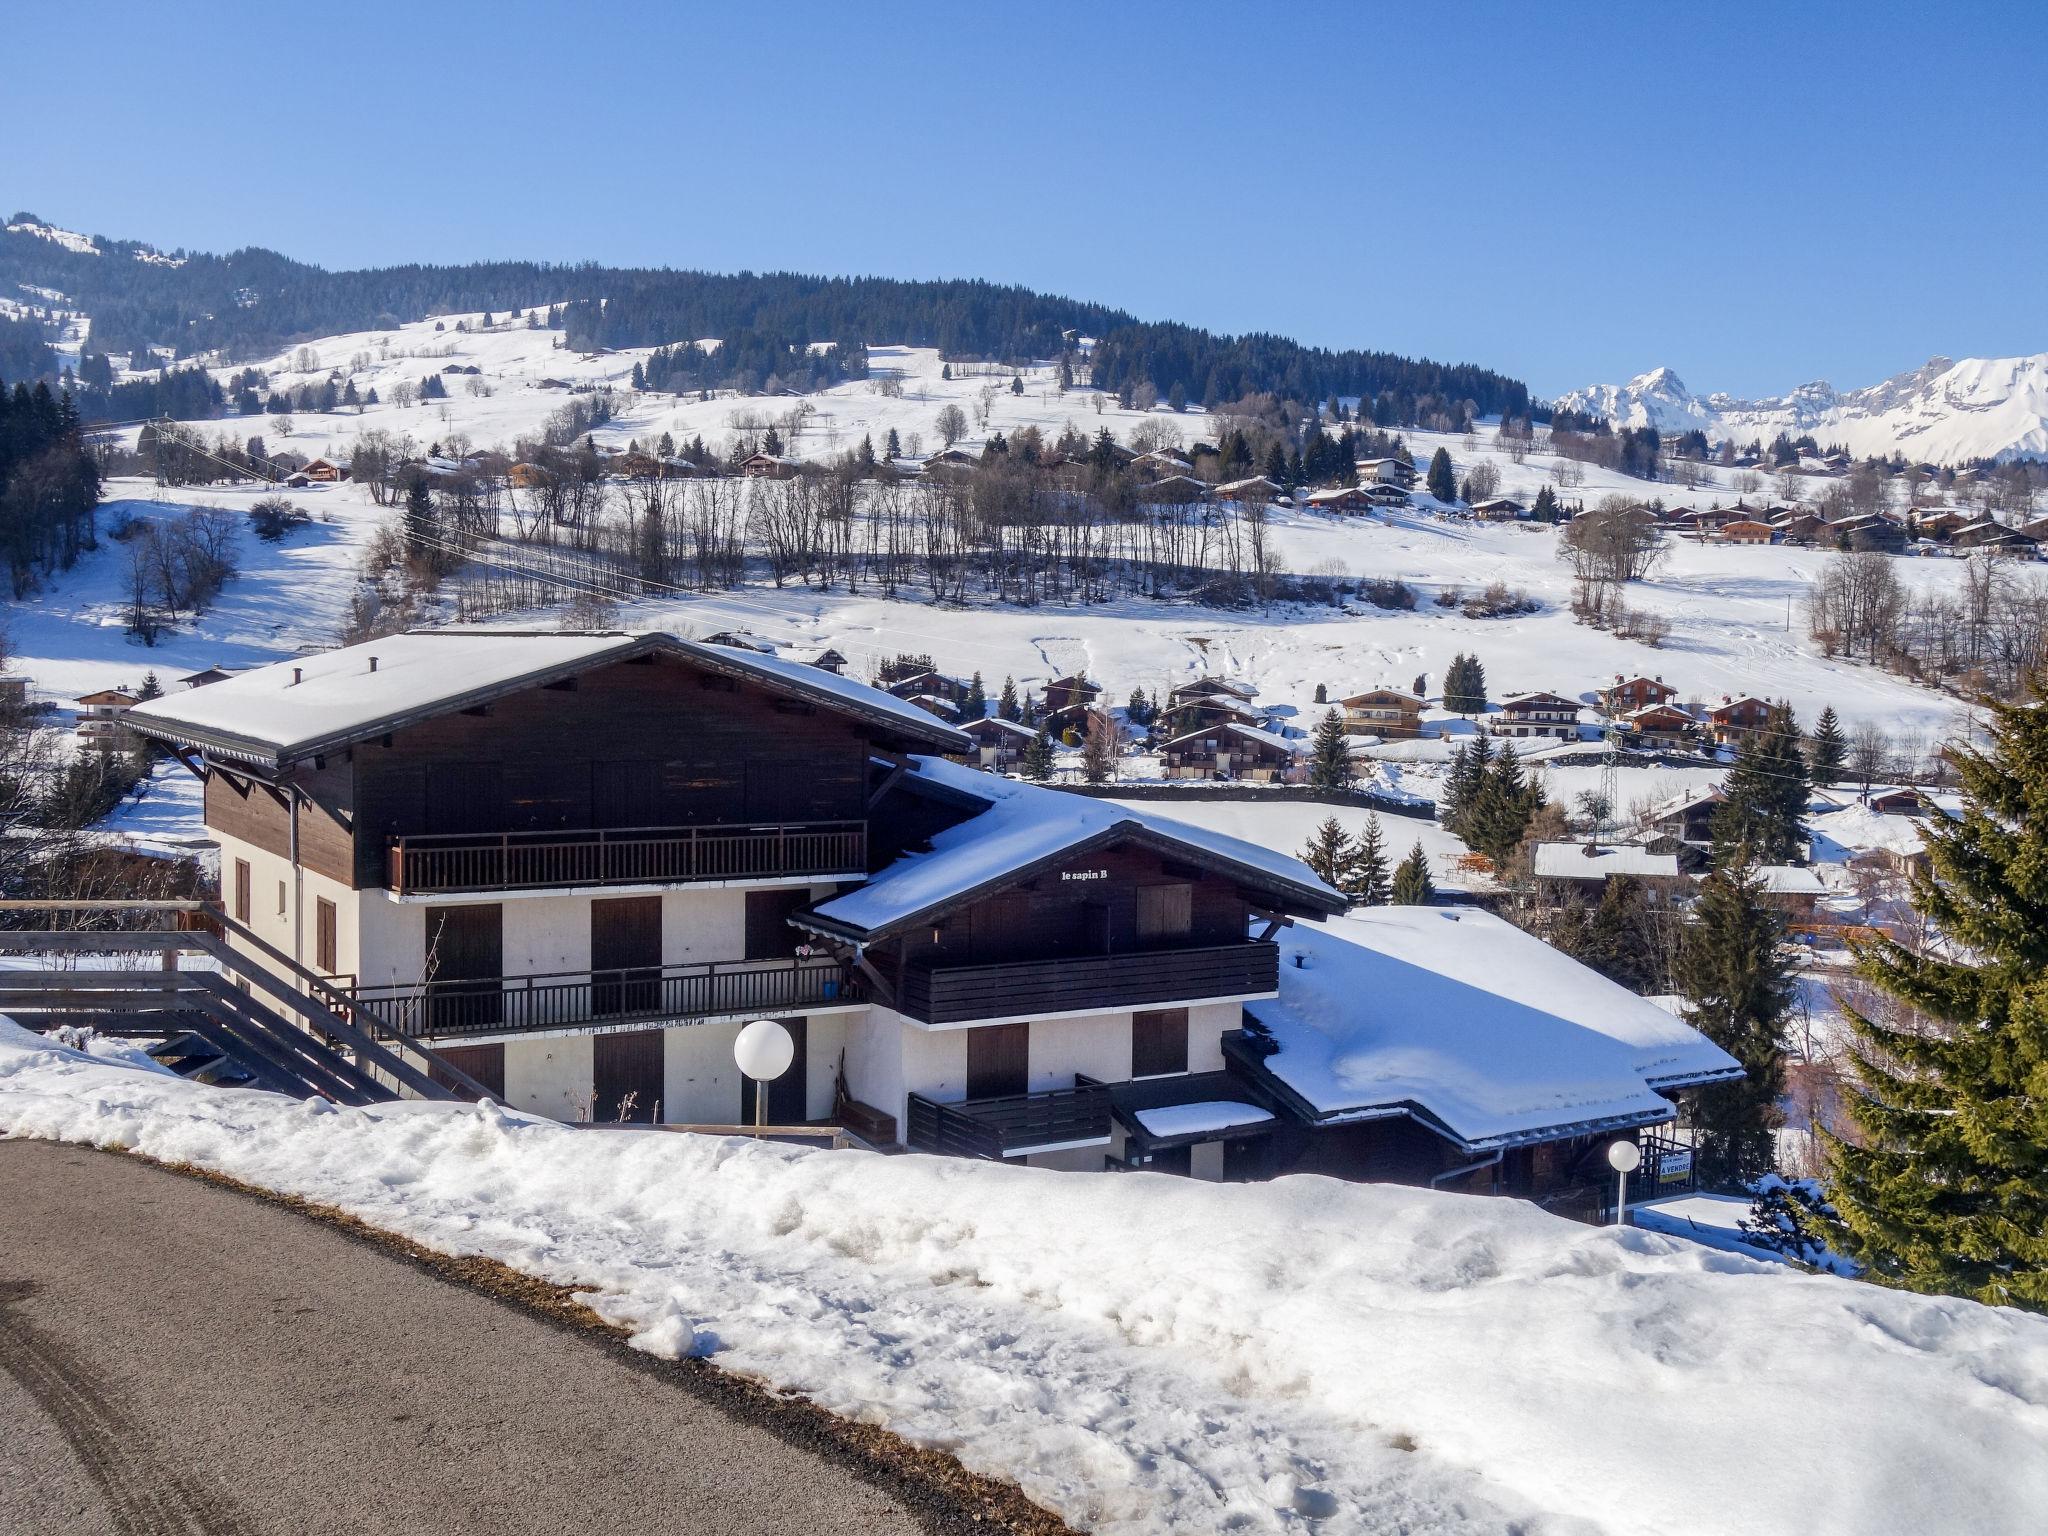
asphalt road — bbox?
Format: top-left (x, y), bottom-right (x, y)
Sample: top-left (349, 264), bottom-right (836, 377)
top-left (0, 1138), bottom-right (924, 1536)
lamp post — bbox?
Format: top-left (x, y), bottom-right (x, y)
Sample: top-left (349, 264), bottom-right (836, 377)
top-left (1607, 1138), bottom-right (1642, 1226)
top-left (733, 1018), bottom-right (795, 1131)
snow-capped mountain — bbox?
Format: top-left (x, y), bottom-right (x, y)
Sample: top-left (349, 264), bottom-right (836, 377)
top-left (1557, 354), bottom-right (2048, 464)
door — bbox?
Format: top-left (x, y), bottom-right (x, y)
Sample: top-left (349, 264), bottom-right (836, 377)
top-left (426, 903), bottom-right (502, 1032)
top-left (1135, 883), bottom-right (1193, 946)
top-left (429, 1042), bottom-right (506, 1103)
top-left (592, 760), bottom-right (660, 829)
top-left (1131, 1007), bottom-right (1189, 1077)
top-left (966, 1021), bottom-right (1029, 1100)
top-left (591, 896), bottom-right (661, 1018)
top-left (740, 1016), bottom-right (808, 1125)
top-left (593, 1029), bottom-right (664, 1123)
top-left (745, 888), bottom-right (807, 960)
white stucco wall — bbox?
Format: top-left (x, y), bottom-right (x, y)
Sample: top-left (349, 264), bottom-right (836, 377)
top-left (503, 1033), bottom-right (594, 1121)
top-left (1027, 1012), bottom-right (1133, 1092)
top-left (1189, 1001), bottom-right (1239, 1073)
top-left (663, 1021), bottom-right (744, 1123)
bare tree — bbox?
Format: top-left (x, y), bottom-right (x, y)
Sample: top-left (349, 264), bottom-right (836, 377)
top-left (934, 404), bottom-right (969, 448)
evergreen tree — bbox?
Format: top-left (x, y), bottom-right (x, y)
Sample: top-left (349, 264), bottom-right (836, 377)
top-left (1313, 682), bottom-right (1327, 705)
top-left (1818, 681), bottom-right (2048, 1310)
top-left (1808, 705), bottom-right (1848, 787)
top-left (942, 362), bottom-right (952, 380)
top-left (1531, 483), bottom-right (1559, 522)
top-left (1080, 711), bottom-right (1118, 784)
top-left (1443, 652), bottom-right (1488, 716)
top-left (1391, 841), bottom-right (1436, 905)
top-left (1308, 707), bottom-right (1354, 790)
top-left (1467, 743), bottom-right (1543, 865)
top-left (1300, 816), bottom-right (1354, 892)
top-left (1711, 702), bottom-right (1808, 865)
top-left (402, 474), bottom-right (437, 566)
top-left (884, 427), bottom-right (901, 459)
top-left (1426, 446), bottom-right (1457, 503)
top-left (963, 671), bottom-right (986, 718)
top-left (1020, 726), bottom-right (1056, 782)
top-left (998, 676), bottom-right (1020, 722)
top-left (1348, 814), bottom-right (1391, 905)
top-left (1011, 375), bottom-right (1025, 396)
top-left (1125, 687), bottom-right (1150, 726)
top-left (1675, 862), bottom-right (1794, 1189)
top-left (1439, 733), bottom-right (1495, 838)
top-left (135, 670), bottom-right (162, 701)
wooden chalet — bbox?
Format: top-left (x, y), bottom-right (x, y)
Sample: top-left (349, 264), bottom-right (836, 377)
top-left (1833, 514), bottom-right (1907, 554)
top-left (1950, 521), bottom-right (2039, 557)
top-left (299, 457), bottom-right (347, 482)
top-left (1773, 512), bottom-right (1830, 546)
top-left (1715, 519), bottom-right (1776, 545)
top-left (1340, 688), bottom-right (1425, 739)
top-left (1139, 474), bottom-right (1209, 503)
top-left (958, 715), bottom-right (1036, 770)
top-left (1363, 481), bottom-right (1412, 507)
top-left (1620, 703), bottom-right (1701, 751)
top-left (1706, 696), bottom-right (1772, 745)
top-left (1646, 787), bottom-right (1723, 847)
top-left (1043, 675), bottom-right (1102, 715)
top-left (886, 670), bottom-right (969, 707)
top-left (75, 688), bottom-right (139, 743)
top-left (1469, 497), bottom-right (1529, 522)
top-left (1130, 450), bottom-right (1196, 478)
top-left (739, 451), bottom-right (801, 479)
top-left (1355, 457), bottom-right (1418, 487)
top-left (808, 649), bottom-right (850, 675)
top-left (1159, 722), bottom-right (1305, 783)
top-left (1492, 692), bottom-right (1580, 740)
top-left (1599, 674), bottom-right (1677, 715)
top-left (1301, 486), bottom-right (1377, 514)
top-left (1211, 475), bottom-right (1282, 502)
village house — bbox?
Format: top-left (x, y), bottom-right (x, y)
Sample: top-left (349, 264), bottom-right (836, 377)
top-left (1301, 486), bottom-right (1377, 515)
top-left (1363, 481), bottom-right (1412, 508)
top-left (1042, 674), bottom-right (1103, 717)
top-left (74, 687), bottom-right (140, 745)
top-left (1211, 475), bottom-right (1283, 503)
top-left (1706, 696), bottom-right (1772, 746)
top-left (1714, 519), bottom-right (1776, 546)
top-left (125, 631), bottom-right (1350, 1172)
top-left (1138, 474), bottom-right (1210, 504)
top-left (1159, 722), bottom-right (1306, 783)
top-left (1754, 864), bottom-right (1826, 922)
top-left (299, 457), bottom-right (348, 483)
top-left (1355, 457), bottom-right (1418, 488)
top-left (885, 670), bottom-right (969, 707)
top-left (1619, 703), bottom-right (1702, 752)
top-left (958, 715), bottom-right (1037, 771)
top-left (1469, 497), bottom-right (1529, 522)
top-left (1772, 512), bottom-right (1830, 546)
top-left (177, 665), bottom-right (248, 689)
top-left (1598, 675), bottom-right (1678, 715)
top-left (1645, 786), bottom-right (1723, 848)
top-left (1130, 449), bottom-right (1196, 479)
top-left (1492, 692), bottom-right (1581, 741)
top-left (1950, 521), bottom-right (2040, 557)
top-left (1531, 842), bottom-right (1683, 893)
top-left (1832, 514), bottom-right (1907, 555)
top-left (0, 676), bottom-right (27, 712)
top-left (808, 649), bottom-right (850, 675)
top-left (1339, 687), bottom-right (1425, 740)
top-left (739, 451), bottom-right (802, 479)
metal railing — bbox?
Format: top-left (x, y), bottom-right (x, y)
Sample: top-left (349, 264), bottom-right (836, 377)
top-left (386, 820), bottom-right (866, 895)
top-left (896, 941), bottom-right (1279, 1026)
top-left (352, 955), bottom-right (858, 1040)
top-left (906, 1080), bottom-right (1112, 1160)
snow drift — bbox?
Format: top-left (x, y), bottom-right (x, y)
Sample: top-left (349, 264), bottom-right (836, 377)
top-left (3, 1019), bottom-right (2045, 1535)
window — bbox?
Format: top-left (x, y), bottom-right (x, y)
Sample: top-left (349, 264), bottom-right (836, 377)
top-left (1132, 1008), bottom-right (1189, 1077)
top-left (315, 898), bottom-right (337, 975)
top-left (276, 880), bottom-right (287, 916)
top-left (232, 859), bottom-right (251, 924)
top-left (1135, 883), bottom-right (1192, 943)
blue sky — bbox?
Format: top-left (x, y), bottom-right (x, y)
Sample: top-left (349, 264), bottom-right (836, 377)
top-left (9, 2), bottom-right (2044, 398)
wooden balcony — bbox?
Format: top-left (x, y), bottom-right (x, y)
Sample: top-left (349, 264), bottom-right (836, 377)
top-left (905, 1079), bottom-right (1112, 1160)
top-left (894, 940), bottom-right (1279, 1026)
top-left (351, 955), bottom-right (858, 1040)
top-left (386, 820), bottom-right (866, 895)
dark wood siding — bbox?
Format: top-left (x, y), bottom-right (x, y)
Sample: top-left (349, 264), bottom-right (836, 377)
top-left (232, 858), bottom-right (251, 923)
top-left (740, 1017), bottom-right (807, 1124)
top-left (966, 1022), bottom-right (1030, 1099)
top-left (203, 768), bottom-right (356, 888)
top-left (429, 1042), bottom-right (505, 1102)
top-left (349, 654), bottom-right (874, 887)
top-left (425, 904), bottom-right (502, 1032)
top-left (591, 896), bottom-right (661, 1015)
top-left (314, 897), bottom-right (337, 974)
top-left (593, 1029), bottom-right (664, 1123)
top-left (745, 889), bottom-right (808, 959)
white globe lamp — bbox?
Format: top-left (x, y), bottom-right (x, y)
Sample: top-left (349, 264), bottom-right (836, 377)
top-left (734, 1018), bottom-right (795, 1128)
top-left (1606, 1139), bottom-right (1642, 1226)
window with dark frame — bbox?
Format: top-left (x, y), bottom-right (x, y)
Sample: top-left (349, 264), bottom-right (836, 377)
top-left (233, 858), bottom-right (251, 924)
top-left (315, 898), bottom-right (337, 975)
top-left (1131, 1007), bottom-right (1189, 1077)
top-left (1135, 883), bottom-right (1193, 943)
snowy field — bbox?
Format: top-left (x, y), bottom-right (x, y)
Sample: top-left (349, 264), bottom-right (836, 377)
top-left (3, 1020), bottom-right (2045, 1536)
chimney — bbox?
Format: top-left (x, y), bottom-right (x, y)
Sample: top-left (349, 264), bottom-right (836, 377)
top-left (291, 667), bottom-right (302, 686)
top-left (368, 655), bottom-right (379, 673)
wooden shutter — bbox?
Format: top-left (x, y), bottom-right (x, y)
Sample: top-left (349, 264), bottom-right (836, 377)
top-left (966, 1022), bottom-right (1029, 1100)
top-left (429, 1042), bottom-right (505, 1102)
top-left (1131, 1008), bottom-right (1189, 1077)
top-left (425, 904), bottom-right (502, 1031)
top-left (314, 898), bottom-right (338, 975)
top-left (591, 896), bottom-right (661, 1016)
top-left (232, 859), bottom-right (251, 924)
top-left (1135, 883), bottom-right (1193, 943)
top-left (593, 1029), bottom-right (664, 1123)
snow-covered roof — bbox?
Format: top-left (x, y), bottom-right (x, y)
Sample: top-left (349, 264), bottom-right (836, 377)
top-left (1755, 864), bottom-right (1826, 895)
top-left (962, 715), bottom-right (1037, 739)
top-left (802, 755), bottom-right (1343, 939)
top-left (1163, 721), bottom-right (1302, 755)
top-left (1243, 909), bottom-right (1742, 1148)
top-left (1533, 843), bottom-right (1682, 880)
top-left (1133, 1101), bottom-right (1275, 1139)
top-left (124, 630), bottom-right (969, 767)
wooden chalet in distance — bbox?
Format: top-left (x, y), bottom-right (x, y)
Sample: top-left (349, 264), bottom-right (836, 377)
top-left (299, 457), bottom-right (348, 483)
top-left (1598, 674), bottom-right (1678, 716)
top-left (1160, 721), bottom-right (1305, 783)
top-left (1301, 486), bottom-right (1377, 515)
top-left (1492, 692), bottom-right (1581, 741)
top-left (75, 687), bottom-right (140, 744)
top-left (1340, 687), bottom-right (1425, 740)
top-left (1355, 456), bottom-right (1418, 488)
top-left (1162, 678), bottom-right (1264, 735)
top-left (1041, 674), bottom-right (1104, 737)
top-left (1469, 497), bottom-right (1528, 522)
top-left (1706, 695), bottom-right (1772, 745)
top-left (126, 634), bottom-right (1348, 1173)
top-left (1620, 703), bottom-right (1701, 751)
top-left (958, 714), bottom-right (1036, 771)
top-left (739, 451), bottom-right (801, 479)
top-left (1714, 519), bottom-right (1776, 546)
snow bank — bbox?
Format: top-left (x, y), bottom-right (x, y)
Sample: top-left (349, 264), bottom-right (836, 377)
top-left (4, 1021), bottom-right (2043, 1535)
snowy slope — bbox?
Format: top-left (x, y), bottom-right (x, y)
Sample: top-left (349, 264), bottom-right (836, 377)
top-left (1559, 354), bottom-right (2048, 464)
top-left (4, 1021), bottom-right (2046, 1536)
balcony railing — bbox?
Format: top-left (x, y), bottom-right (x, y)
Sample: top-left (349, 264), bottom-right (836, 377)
top-left (906, 1079), bottom-right (1112, 1160)
top-left (386, 820), bottom-right (866, 895)
top-left (352, 955), bottom-right (858, 1040)
top-left (895, 940), bottom-right (1279, 1026)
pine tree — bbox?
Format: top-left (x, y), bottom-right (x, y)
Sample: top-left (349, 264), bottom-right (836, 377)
top-left (885, 427), bottom-right (901, 459)
top-left (1467, 743), bottom-right (1542, 865)
top-left (1439, 733), bottom-right (1494, 838)
top-left (1011, 375), bottom-right (1025, 396)
top-left (1080, 711), bottom-right (1118, 785)
top-left (1426, 446), bottom-right (1456, 503)
top-left (1308, 707), bottom-right (1354, 790)
top-left (1021, 726), bottom-right (1055, 781)
top-left (1711, 702), bottom-right (1808, 865)
top-left (1818, 681), bottom-right (2048, 1310)
top-left (1348, 814), bottom-right (1391, 905)
top-left (998, 676), bottom-right (1020, 722)
top-left (1531, 484), bottom-right (1559, 522)
top-left (1443, 653), bottom-right (1488, 716)
top-left (1675, 862), bottom-right (1793, 1189)
top-left (1391, 840), bottom-right (1436, 905)
top-left (1125, 687), bottom-right (1150, 727)
top-left (1808, 706), bottom-right (1848, 787)
top-left (1300, 816), bottom-right (1354, 892)
top-left (1313, 682), bottom-right (1327, 705)
top-left (963, 671), bottom-right (986, 718)
top-left (135, 670), bottom-right (162, 702)
top-left (402, 475), bottom-right (437, 566)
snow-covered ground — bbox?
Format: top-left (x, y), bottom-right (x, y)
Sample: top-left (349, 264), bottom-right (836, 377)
top-left (4, 1020), bottom-right (2044, 1536)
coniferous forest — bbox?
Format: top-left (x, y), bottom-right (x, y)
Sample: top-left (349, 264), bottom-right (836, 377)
top-left (1, 214), bottom-right (1534, 426)
top-left (0, 376), bottom-right (103, 595)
